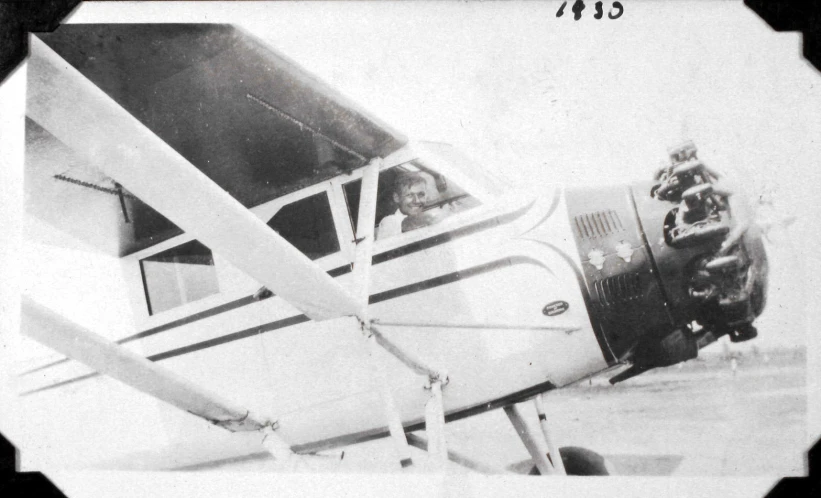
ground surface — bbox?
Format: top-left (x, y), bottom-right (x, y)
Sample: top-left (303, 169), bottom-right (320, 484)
top-left (171, 349), bottom-right (808, 477)
top-left (443, 349), bottom-right (808, 477)
top-left (312, 349), bottom-right (809, 476)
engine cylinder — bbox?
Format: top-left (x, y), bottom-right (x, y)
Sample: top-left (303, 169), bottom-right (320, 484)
top-left (564, 142), bottom-right (768, 382)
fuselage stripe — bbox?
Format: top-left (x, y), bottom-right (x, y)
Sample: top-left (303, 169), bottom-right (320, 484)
top-left (369, 256), bottom-right (546, 305)
top-left (371, 201), bottom-right (533, 265)
top-left (22, 203), bottom-right (533, 377)
top-left (22, 255), bottom-right (546, 396)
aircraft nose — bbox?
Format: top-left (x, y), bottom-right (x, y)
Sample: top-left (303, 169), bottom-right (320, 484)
top-left (565, 141), bottom-right (770, 384)
top-left (650, 142), bottom-right (769, 344)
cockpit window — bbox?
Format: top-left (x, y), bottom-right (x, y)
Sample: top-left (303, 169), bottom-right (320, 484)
top-left (267, 191), bottom-right (340, 260)
top-left (140, 240), bottom-right (219, 315)
top-left (343, 163), bottom-right (480, 241)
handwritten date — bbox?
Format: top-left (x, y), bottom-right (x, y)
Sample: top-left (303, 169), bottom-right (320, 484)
top-left (557, 1), bottom-right (624, 20)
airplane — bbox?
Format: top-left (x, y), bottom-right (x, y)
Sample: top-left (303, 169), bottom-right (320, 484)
top-left (11, 23), bottom-right (770, 475)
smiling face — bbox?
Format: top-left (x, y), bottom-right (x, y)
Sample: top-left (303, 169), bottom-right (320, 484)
top-left (394, 181), bottom-right (427, 216)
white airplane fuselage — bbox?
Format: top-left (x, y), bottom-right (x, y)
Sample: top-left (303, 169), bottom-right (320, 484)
top-left (16, 182), bottom-right (611, 468)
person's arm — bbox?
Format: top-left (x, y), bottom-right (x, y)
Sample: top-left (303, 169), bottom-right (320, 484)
top-left (401, 211), bottom-right (438, 232)
top-left (375, 221), bottom-right (388, 240)
top-left (376, 212), bottom-right (403, 240)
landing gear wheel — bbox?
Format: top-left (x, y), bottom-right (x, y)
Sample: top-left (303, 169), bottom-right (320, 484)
top-left (528, 446), bottom-right (611, 476)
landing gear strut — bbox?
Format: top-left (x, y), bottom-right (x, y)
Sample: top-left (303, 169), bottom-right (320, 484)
top-left (506, 395), bottom-right (612, 476)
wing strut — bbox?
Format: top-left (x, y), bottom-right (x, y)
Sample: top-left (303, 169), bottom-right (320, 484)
top-left (26, 36), bottom-right (361, 322)
top-left (21, 296), bottom-right (312, 466)
top-left (351, 158), bottom-right (381, 307)
top-left (423, 374), bottom-right (448, 468)
top-left (351, 159), bottom-right (449, 470)
top-left (350, 158), bottom-right (414, 468)
top-left (21, 297), bottom-right (269, 432)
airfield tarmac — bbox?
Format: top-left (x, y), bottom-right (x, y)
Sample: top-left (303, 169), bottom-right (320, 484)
top-left (176, 348), bottom-right (807, 477)
top-left (39, 351), bottom-right (808, 498)
top-left (321, 349), bottom-right (809, 477)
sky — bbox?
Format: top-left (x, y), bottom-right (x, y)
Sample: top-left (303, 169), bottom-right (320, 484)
top-left (0, 1), bottom-right (819, 494)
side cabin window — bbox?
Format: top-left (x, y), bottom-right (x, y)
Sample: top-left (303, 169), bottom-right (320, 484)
top-left (140, 240), bottom-right (219, 315)
top-left (266, 191), bottom-right (340, 260)
top-left (344, 163), bottom-right (480, 241)
top-left (138, 191), bottom-right (340, 316)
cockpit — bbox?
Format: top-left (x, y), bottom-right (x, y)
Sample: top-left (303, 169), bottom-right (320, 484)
top-left (342, 160), bottom-right (482, 241)
top-left (134, 144), bottom-right (488, 318)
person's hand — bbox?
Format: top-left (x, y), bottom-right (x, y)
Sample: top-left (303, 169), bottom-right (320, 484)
top-left (402, 211), bottom-right (437, 232)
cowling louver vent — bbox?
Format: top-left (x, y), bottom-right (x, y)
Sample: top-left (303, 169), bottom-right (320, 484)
top-left (593, 273), bottom-right (642, 306)
top-left (574, 210), bottom-right (624, 239)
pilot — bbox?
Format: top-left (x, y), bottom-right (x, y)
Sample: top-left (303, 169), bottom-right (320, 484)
top-left (376, 172), bottom-right (438, 240)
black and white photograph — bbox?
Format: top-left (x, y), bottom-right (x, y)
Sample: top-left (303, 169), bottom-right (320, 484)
top-left (0, 1), bottom-right (817, 497)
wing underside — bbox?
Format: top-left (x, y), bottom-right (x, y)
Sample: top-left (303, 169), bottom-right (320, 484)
top-left (28, 34), bottom-right (363, 321)
top-left (28, 23), bottom-right (407, 256)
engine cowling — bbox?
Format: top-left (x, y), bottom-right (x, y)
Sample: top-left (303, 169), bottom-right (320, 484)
top-left (564, 141), bottom-right (768, 384)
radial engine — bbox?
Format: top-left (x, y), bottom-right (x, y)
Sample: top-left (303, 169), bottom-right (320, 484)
top-left (564, 141), bottom-right (768, 383)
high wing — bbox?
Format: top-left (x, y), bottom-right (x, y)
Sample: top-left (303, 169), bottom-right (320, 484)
top-left (28, 24), bottom-right (406, 256)
top-left (25, 25), bottom-right (411, 321)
